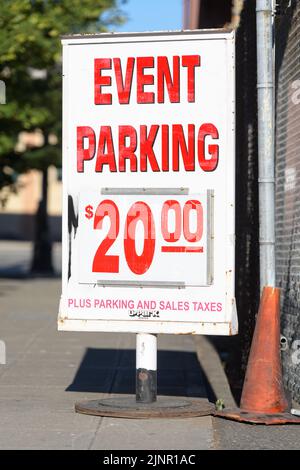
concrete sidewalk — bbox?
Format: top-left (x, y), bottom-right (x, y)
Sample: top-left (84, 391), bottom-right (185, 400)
top-left (2, 241), bottom-right (300, 450)
top-left (0, 272), bottom-right (214, 450)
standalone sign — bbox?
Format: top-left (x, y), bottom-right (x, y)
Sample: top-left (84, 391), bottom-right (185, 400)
top-left (58, 30), bottom-right (237, 335)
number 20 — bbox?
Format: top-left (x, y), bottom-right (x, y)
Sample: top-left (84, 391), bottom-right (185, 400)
top-left (92, 200), bottom-right (155, 275)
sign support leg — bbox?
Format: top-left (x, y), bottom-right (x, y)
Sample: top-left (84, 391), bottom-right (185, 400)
top-left (136, 333), bottom-right (157, 403)
top-left (74, 328), bottom-right (213, 417)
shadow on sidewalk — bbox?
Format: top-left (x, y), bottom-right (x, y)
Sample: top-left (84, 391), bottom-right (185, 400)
top-left (0, 263), bottom-right (30, 279)
top-left (0, 264), bottom-right (61, 279)
top-left (67, 348), bottom-right (211, 399)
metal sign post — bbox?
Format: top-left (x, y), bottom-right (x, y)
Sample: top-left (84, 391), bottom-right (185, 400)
top-left (59, 29), bottom-right (236, 417)
top-left (136, 333), bottom-right (157, 403)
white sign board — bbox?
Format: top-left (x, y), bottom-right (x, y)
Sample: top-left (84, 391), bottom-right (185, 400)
top-left (58, 30), bottom-right (237, 335)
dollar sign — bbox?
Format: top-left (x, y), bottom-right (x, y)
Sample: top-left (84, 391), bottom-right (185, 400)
top-left (85, 204), bottom-right (93, 220)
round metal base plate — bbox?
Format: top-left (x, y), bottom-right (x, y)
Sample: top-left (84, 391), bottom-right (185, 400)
top-left (214, 408), bottom-right (300, 425)
top-left (75, 396), bottom-right (214, 419)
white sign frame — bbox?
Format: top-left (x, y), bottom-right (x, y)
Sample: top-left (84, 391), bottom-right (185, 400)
top-left (58, 29), bottom-right (237, 335)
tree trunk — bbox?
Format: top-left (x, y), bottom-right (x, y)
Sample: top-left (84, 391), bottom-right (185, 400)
top-left (30, 167), bottom-right (54, 275)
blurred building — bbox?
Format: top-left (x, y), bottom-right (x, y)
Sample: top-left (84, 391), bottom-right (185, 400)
top-left (0, 130), bottom-right (62, 241)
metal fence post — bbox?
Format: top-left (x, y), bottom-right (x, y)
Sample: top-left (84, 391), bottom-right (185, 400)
top-left (256, 0), bottom-right (276, 289)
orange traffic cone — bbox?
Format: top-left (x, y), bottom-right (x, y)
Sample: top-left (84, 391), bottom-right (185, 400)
top-left (214, 286), bottom-right (300, 424)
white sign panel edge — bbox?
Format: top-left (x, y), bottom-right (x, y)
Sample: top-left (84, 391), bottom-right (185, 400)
top-left (58, 29), bottom-right (237, 336)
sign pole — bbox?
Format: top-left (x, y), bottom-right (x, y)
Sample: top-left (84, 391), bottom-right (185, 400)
top-left (75, 329), bottom-right (214, 417)
top-left (136, 333), bottom-right (157, 403)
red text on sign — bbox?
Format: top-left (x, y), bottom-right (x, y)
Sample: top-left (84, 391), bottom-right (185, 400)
top-left (90, 198), bottom-right (204, 275)
top-left (77, 123), bottom-right (219, 173)
top-left (94, 55), bottom-right (201, 105)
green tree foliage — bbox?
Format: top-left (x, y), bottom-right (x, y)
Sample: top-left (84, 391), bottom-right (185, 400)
top-left (0, 0), bottom-right (125, 196)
